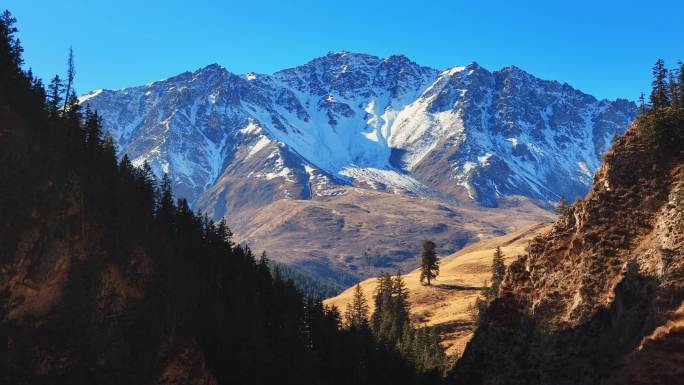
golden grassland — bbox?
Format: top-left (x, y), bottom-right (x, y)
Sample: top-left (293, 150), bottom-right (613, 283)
top-left (324, 222), bottom-right (552, 356)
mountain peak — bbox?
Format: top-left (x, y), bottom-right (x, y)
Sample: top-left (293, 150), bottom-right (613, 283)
top-left (317, 51), bottom-right (379, 63)
top-left (80, 52), bottom-right (636, 213)
top-left (325, 50), bottom-right (350, 57)
top-left (194, 63), bottom-right (229, 76)
top-left (384, 54), bottom-right (411, 63)
top-left (497, 64), bottom-right (536, 80)
top-left (463, 61), bottom-right (492, 77)
top-left (79, 51), bottom-right (637, 286)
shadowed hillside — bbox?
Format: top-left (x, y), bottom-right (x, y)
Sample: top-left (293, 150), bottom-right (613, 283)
top-left (0, 12), bottom-right (439, 385)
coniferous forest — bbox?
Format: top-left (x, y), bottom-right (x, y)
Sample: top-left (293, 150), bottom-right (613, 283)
top-left (0, 12), bottom-right (442, 385)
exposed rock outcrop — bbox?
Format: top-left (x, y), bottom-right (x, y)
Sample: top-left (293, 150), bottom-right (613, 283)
top-left (449, 109), bottom-right (684, 385)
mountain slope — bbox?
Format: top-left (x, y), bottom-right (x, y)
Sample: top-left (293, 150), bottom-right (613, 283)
top-left (449, 108), bottom-right (684, 384)
top-left (80, 52), bottom-right (635, 210)
top-left (234, 189), bottom-right (553, 284)
top-left (79, 52), bottom-right (635, 283)
top-left (325, 223), bottom-right (551, 356)
top-left (0, 17), bottom-right (434, 384)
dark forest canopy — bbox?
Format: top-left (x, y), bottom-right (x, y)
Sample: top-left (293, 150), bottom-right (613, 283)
top-left (267, 257), bottom-right (342, 299)
top-left (0, 10), bottom-right (441, 385)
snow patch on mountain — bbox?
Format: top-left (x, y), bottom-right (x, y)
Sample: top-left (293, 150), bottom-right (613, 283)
top-left (339, 167), bottom-right (433, 196)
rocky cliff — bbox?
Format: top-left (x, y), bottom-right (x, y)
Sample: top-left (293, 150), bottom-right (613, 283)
top-left (449, 109), bottom-right (684, 384)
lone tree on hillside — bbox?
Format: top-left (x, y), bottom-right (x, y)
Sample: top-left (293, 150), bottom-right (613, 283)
top-left (650, 58), bottom-right (670, 108)
top-left (489, 246), bottom-right (506, 299)
top-left (419, 240), bottom-right (439, 286)
top-left (344, 284), bottom-right (369, 328)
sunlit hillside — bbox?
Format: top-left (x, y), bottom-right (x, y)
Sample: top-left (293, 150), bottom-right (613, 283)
top-left (325, 222), bottom-right (552, 356)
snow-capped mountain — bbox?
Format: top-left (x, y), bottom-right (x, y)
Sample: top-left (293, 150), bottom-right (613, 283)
top-left (80, 52), bottom-right (635, 217)
top-left (79, 52), bottom-right (635, 283)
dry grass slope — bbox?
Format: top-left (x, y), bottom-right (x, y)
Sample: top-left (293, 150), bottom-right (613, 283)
top-left (232, 188), bottom-right (554, 286)
top-left (324, 222), bottom-right (551, 356)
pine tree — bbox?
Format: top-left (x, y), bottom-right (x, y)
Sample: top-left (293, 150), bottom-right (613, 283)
top-left (102, 132), bottom-right (116, 165)
top-left (489, 246), bottom-right (506, 299)
top-left (419, 240), bottom-right (439, 286)
top-left (140, 162), bottom-right (156, 188)
top-left (0, 10), bottom-right (22, 71)
top-left (408, 326), bottom-right (447, 374)
top-left (469, 295), bottom-right (488, 328)
top-left (650, 58), bottom-right (670, 108)
top-left (256, 250), bottom-right (272, 291)
top-left (470, 247), bottom-right (508, 328)
top-left (392, 271), bottom-right (410, 328)
top-left (84, 107), bottom-right (103, 154)
top-left (638, 92), bottom-right (647, 114)
top-left (370, 270), bottom-right (412, 344)
top-left (389, 271), bottom-right (410, 342)
top-left (344, 284), bottom-right (369, 328)
top-left (47, 75), bottom-right (63, 116)
top-left (397, 322), bottom-right (415, 357)
top-left (154, 173), bottom-right (176, 241)
top-left (62, 46), bottom-right (75, 111)
top-left (371, 272), bottom-right (393, 336)
top-left (216, 218), bottom-right (233, 246)
top-left (258, 250), bottom-right (269, 271)
top-left (159, 173), bottom-right (174, 211)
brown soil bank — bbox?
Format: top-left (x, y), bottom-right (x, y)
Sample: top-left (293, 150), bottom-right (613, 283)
top-left (449, 108), bottom-right (684, 385)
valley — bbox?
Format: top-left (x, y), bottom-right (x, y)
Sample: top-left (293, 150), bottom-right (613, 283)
top-left (231, 189), bottom-right (553, 285)
top-left (79, 52), bottom-right (635, 284)
top-left (325, 222), bottom-right (551, 356)
top-left (3, 3), bottom-right (683, 383)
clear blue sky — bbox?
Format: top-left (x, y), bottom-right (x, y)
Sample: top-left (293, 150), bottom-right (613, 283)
top-left (5, 0), bottom-right (683, 100)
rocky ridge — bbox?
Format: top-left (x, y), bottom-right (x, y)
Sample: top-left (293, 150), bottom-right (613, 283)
top-left (79, 52), bottom-right (635, 283)
top-left (449, 109), bottom-right (684, 385)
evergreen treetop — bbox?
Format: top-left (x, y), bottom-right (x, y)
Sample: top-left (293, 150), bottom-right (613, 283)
top-left (345, 284), bottom-right (369, 328)
top-left (489, 246), bottom-right (506, 299)
top-left (419, 240), bottom-right (439, 286)
top-left (650, 58), bottom-right (670, 108)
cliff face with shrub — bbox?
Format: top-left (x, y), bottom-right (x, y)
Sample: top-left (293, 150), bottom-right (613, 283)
top-left (450, 109), bottom-right (684, 385)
